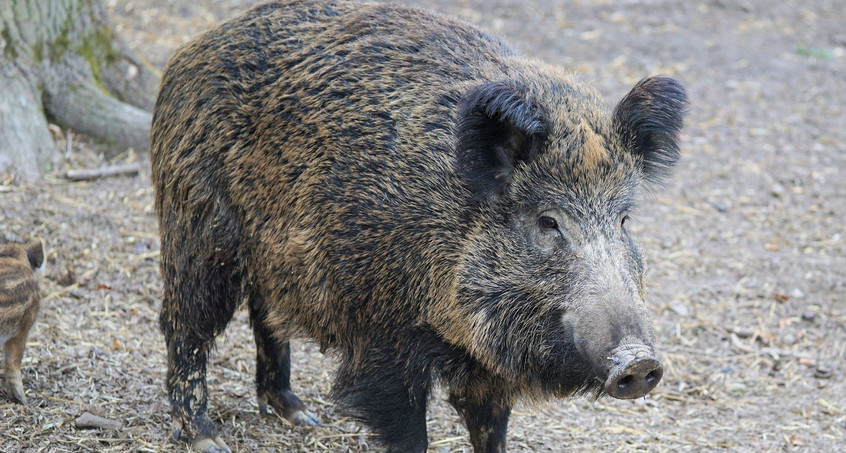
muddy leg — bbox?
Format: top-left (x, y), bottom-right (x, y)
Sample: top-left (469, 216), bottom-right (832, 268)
top-left (159, 260), bottom-right (241, 451)
top-left (450, 392), bottom-right (511, 453)
top-left (157, 198), bottom-right (245, 452)
top-left (164, 331), bottom-right (232, 453)
top-left (251, 303), bottom-right (319, 426)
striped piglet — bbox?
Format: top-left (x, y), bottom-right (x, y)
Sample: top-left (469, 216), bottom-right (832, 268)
top-left (0, 239), bottom-right (44, 404)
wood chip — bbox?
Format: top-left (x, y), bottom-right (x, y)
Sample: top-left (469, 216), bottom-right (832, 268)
top-left (75, 412), bottom-right (122, 430)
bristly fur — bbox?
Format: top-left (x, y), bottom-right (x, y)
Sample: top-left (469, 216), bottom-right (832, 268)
top-left (150, 1), bottom-right (687, 452)
top-left (613, 76), bottom-right (689, 185)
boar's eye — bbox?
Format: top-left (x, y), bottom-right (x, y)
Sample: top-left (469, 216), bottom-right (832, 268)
top-left (621, 215), bottom-right (630, 228)
top-left (540, 216), bottom-right (558, 230)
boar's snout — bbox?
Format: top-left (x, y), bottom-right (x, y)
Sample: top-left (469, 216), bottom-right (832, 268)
top-left (604, 345), bottom-right (663, 399)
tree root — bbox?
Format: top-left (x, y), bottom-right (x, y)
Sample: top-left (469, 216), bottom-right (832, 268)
top-left (0, 0), bottom-right (160, 180)
top-left (44, 54), bottom-right (152, 153)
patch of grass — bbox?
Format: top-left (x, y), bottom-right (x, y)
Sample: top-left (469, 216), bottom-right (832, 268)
top-left (796, 46), bottom-right (834, 60)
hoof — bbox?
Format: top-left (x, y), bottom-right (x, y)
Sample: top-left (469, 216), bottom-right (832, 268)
top-left (288, 409), bottom-right (321, 427)
top-left (6, 380), bottom-right (26, 405)
top-left (258, 392), bottom-right (321, 426)
top-left (171, 414), bottom-right (230, 453)
top-left (192, 436), bottom-right (232, 453)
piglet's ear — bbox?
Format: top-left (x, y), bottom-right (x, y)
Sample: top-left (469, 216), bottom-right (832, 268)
top-left (456, 81), bottom-right (548, 201)
top-left (613, 76), bottom-right (688, 185)
top-left (26, 239), bottom-right (44, 271)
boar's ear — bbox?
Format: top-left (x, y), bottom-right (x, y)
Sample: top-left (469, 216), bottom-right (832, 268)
top-left (456, 81), bottom-right (548, 201)
top-left (613, 76), bottom-right (688, 185)
top-left (26, 239), bottom-right (45, 271)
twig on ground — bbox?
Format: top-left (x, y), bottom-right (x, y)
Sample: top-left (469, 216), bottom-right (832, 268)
top-left (64, 163), bottom-right (142, 181)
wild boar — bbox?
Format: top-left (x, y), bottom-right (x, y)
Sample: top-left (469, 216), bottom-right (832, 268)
top-left (151, 1), bottom-right (688, 451)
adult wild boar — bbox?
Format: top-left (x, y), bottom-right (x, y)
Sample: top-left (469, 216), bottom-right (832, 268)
top-left (151, 1), bottom-right (688, 451)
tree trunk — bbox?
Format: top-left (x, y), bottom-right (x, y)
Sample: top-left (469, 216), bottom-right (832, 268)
top-left (0, 0), bottom-right (159, 180)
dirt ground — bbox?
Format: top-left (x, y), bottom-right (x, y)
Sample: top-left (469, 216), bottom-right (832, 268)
top-left (1, 0), bottom-right (844, 451)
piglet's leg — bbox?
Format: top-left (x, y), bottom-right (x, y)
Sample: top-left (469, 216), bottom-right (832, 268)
top-left (4, 304), bottom-right (38, 404)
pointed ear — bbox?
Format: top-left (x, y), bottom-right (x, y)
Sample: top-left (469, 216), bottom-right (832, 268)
top-left (26, 239), bottom-right (45, 271)
top-left (455, 81), bottom-right (548, 201)
top-left (613, 76), bottom-right (689, 185)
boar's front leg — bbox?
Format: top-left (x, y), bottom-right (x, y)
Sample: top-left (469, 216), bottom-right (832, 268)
top-left (249, 297), bottom-right (319, 426)
top-left (449, 391), bottom-right (511, 453)
top-left (334, 344), bottom-right (431, 453)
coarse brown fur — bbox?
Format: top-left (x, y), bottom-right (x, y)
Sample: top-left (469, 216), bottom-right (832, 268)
top-left (0, 239), bottom-right (44, 404)
top-left (151, 1), bottom-right (688, 452)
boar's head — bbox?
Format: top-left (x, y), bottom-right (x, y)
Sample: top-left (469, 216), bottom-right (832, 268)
top-left (448, 75), bottom-right (687, 400)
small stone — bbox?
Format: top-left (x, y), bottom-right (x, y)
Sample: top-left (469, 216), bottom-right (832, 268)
top-left (814, 367), bottom-right (833, 379)
top-left (731, 328), bottom-right (755, 339)
top-left (58, 268), bottom-right (77, 286)
top-left (771, 183), bottom-right (785, 197)
top-left (800, 311), bottom-right (816, 322)
top-left (133, 240), bottom-right (149, 253)
top-left (790, 288), bottom-right (805, 299)
top-left (669, 303), bottom-right (689, 316)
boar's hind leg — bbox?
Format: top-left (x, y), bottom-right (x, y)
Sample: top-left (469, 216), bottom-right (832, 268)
top-left (163, 326), bottom-right (234, 453)
top-left (250, 299), bottom-right (319, 426)
top-left (449, 392), bottom-right (511, 453)
top-left (159, 208), bottom-right (244, 453)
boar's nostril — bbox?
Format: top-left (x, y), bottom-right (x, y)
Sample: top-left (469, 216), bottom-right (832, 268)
top-left (604, 349), bottom-right (663, 400)
top-left (645, 369), bottom-right (662, 386)
top-left (616, 374), bottom-right (635, 391)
